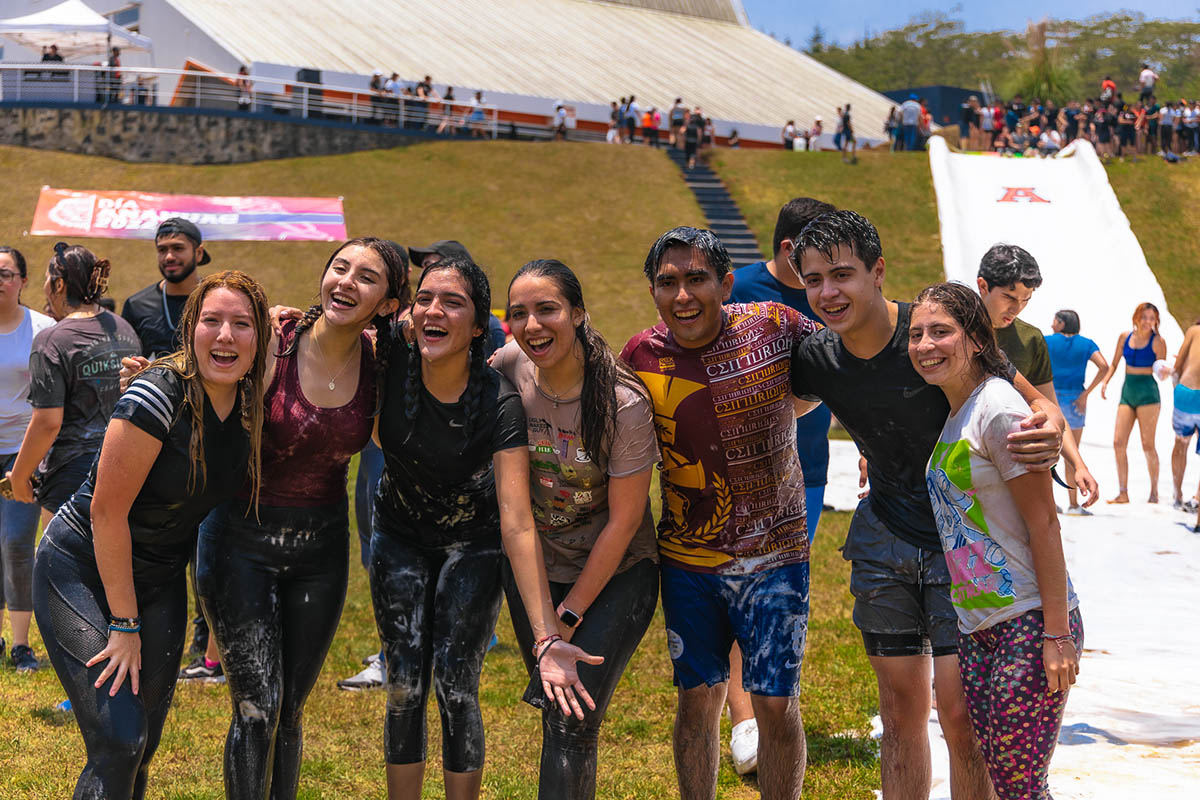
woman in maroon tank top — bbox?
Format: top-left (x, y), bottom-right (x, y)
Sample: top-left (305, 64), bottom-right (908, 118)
top-left (195, 239), bottom-right (409, 800)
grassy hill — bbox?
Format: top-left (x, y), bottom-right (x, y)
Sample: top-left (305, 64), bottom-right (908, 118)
top-left (710, 149), bottom-right (1200, 330)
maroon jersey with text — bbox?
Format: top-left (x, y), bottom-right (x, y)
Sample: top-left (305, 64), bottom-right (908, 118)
top-left (619, 302), bottom-right (819, 574)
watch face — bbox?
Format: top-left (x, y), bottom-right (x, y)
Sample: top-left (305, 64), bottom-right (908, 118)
top-left (559, 608), bottom-right (581, 628)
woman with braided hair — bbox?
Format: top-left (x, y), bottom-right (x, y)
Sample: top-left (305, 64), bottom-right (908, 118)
top-left (372, 256), bottom-right (600, 800)
top-left (6, 243), bottom-right (140, 522)
top-left (186, 238), bottom-right (407, 800)
top-left (491, 259), bottom-right (658, 799)
top-left (32, 270), bottom-right (269, 799)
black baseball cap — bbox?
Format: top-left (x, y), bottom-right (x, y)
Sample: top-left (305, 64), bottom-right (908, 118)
top-left (155, 217), bottom-right (212, 265)
top-left (408, 239), bottom-right (471, 266)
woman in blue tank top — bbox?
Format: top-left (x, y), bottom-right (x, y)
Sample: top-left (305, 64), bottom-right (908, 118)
top-left (1044, 310), bottom-right (1109, 513)
top-left (1101, 302), bottom-right (1167, 504)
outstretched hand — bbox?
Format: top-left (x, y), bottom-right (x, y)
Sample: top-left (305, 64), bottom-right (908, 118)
top-left (538, 640), bottom-right (604, 720)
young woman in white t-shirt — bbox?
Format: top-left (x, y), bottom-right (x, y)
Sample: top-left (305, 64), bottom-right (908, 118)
top-left (908, 282), bottom-right (1082, 800)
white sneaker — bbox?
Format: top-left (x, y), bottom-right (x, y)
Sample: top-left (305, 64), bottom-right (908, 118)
top-left (730, 718), bottom-right (759, 775)
top-left (1064, 505), bottom-right (1092, 516)
top-left (338, 657), bottom-right (384, 691)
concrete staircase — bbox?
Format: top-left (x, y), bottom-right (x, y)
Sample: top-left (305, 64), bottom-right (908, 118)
top-left (664, 147), bottom-right (764, 268)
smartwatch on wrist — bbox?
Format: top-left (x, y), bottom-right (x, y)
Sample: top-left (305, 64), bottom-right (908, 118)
top-left (558, 605), bottom-right (582, 629)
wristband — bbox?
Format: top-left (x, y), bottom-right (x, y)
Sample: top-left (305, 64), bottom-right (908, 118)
top-left (109, 615), bottom-right (141, 628)
top-left (108, 623), bottom-right (141, 634)
top-left (1042, 632), bottom-right (1072, 641)
top-left (532, 634), bottom-right (561, 658)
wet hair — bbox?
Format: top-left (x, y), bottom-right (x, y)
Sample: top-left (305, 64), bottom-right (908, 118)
top-left (47, 242), bottom-right (111, 307)
top-left (914, 282), bottom-right (1009, 380)
top-left (151, 270), bottom-right (270, 506)
top-left (282, 237), bottom-right (411, 415)
top-left (0, 246), bottom-right (27, 278)
top-left (643, 226), bottom-right (731, 282)
top-left (1054, 309), bottom-right (1081, 335)
top-left (508, 259), bottom-right (647, 468)
top-left (403, 257), bottom-right (492, 450)
top-left (977, 243), bottom-right (1043, 290)
top-left (772, 197), bottom-right (837, 257)
top-left (1132, 302), bottom-right (1160, 331)
top-left (796, 210), bottom-right (883, 269)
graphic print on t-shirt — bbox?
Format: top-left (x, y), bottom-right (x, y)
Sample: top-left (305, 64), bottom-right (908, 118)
top-left (623, 302), bottom-right (817, 574)
top-left (527, 414), bottom-right (604, 530)
top-left (927, 439), bottom-right (1015, 611)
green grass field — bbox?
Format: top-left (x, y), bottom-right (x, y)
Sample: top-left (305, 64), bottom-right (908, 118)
top-left (1, 139), bottom-right (1195, 798)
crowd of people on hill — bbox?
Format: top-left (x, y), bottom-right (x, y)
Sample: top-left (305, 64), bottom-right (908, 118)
top-left (2, 201), bottom-right (1199, 800)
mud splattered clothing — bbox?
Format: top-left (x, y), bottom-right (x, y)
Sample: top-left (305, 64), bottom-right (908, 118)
top-left (621, 302), bottom-right (816, 696)
top-left (927, 377), bottom-right (1083, 798)
top-left (373, 338), bottom-right (527, 768)
top-left (491, 342), bottom-right (659, 799)
top-left (960, 609), bottom-right (1084, 799)
top-left (198, 321), bottom-right (375, 799)
top-left (33, 367), bottom-right (249, 799)
top-left (619, 302), bottom-right (819, 574)
top-left (27, 311), bottom-right (141, 511)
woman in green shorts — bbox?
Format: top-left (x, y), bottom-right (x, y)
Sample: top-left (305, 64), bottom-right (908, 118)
top-left (1101, 302), bottom-right (1167, 504)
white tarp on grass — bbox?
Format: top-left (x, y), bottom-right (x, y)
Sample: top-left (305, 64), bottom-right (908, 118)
top-left (823, 137), bottom-right (1200, 798)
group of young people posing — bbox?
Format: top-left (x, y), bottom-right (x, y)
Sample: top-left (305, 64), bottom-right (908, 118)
top-left (7, 201), bottom-right (1103, 800)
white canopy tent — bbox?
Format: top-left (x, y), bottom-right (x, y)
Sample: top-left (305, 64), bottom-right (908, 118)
top-left (0, 0), bottom-right (152, 60)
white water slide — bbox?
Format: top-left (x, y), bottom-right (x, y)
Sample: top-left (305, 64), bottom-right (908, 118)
top-left (826, 138), bottom-right (1199, 799)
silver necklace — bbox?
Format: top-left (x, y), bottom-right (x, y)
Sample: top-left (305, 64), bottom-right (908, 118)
top-left (311, 330), bottom-right (359, 391)
top-left (536, 367), bottom-right (583, 408)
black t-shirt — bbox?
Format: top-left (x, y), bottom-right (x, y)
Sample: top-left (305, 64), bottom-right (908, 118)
top-left (29, 312), bottom-right (141, 475)
top-left (54, 366), bottom-right (250, 587)
top-left (790, 302), bottom-right (948, 551)
top-left (122, 282), bottom-right (188, 359)
top-left (685, 117), bottom-right (703, 144)
top-left (842, 110), bottom-right (853, 135)
top-left (375, 334), bottom-right (528, 545)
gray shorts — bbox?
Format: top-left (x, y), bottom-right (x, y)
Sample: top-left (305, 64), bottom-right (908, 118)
top-left (844, 499), bottom-right (958, 657)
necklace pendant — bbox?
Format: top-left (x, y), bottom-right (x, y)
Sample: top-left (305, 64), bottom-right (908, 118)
top-left (328, 380), bottom-right (336, 391)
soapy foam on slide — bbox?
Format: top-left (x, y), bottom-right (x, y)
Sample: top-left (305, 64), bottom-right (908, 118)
top-left (824, 138), bottom-right (1199, 799)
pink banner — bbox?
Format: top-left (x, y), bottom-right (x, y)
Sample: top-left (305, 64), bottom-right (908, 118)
top-left (31, 187), bottom-right (346, 242)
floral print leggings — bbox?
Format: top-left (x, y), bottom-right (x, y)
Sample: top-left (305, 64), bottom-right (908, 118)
top-left (959, 608), bottom-right (1084, 800)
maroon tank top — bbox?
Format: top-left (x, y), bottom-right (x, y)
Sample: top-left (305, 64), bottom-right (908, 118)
top-left (247, 320), bottom-right (376, 507)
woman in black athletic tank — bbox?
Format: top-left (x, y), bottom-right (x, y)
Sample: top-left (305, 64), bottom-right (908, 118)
top-left (197, 239), bottom-right (408, 800)
top-left (32, 271), bottom-right (269, 800)
top-left (373, 256), bottom-right (601, 800)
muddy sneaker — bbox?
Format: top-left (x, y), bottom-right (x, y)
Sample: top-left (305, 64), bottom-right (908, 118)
top-left (338, 656), bottom-right (384, 691)
top-left (10, 644), bottom-right (40, 672)
top-left (1064, 506), bottom-right (1092, 516)
top-left (178, 656), bottom-right (224, 682)
top-left (730, 718), bottom-right (759, 775)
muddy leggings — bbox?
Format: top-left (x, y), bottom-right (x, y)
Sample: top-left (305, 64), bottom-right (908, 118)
top-left (32, 520), bottom-right (187, 800)
top-left (960, 608), bottom-right (1085, 800)
top-left (196, 499), bottom-right (349, 800)
top-left (368, 527), bottom-right (503, 771)
top-left (503, 558), bottom-right (659, 800)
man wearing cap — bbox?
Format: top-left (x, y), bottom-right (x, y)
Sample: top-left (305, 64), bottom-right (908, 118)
top-left (121, 218), bottom-right (209, 360)
top-left (408, 240), bottom-right (506, 356)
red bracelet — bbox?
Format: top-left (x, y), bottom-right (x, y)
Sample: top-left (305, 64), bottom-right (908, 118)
top-left (532, 634), bottom-right (561, 658)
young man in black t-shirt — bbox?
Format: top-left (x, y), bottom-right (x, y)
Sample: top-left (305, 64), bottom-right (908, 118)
top-left (121, 218), bottom-right (209, 359)
top-left (788, 211), bottom-right (1096, 799)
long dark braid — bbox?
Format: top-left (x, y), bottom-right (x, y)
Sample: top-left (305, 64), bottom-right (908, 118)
top-left (509, 259), bottom-right (646, 469)
top-left (402, 257), bottom-right (492, 450)
top-left (278, 237), bottom-right (410, 414)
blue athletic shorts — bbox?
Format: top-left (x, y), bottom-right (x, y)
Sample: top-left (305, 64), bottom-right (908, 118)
top-left (1173, 384), bottom-right (1200, 449)
top-left (1055, 388), bottom-right (1086, 430)
top-left (660, 561), bottom-right (809, 697)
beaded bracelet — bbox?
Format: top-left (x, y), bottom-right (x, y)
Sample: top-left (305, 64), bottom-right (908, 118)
top-left (1042, 632), bottom-right (1074, 654)
top-left (532, 634), bottom-right (562, 659)
top-left (109, 615), bottom-right (141, 627)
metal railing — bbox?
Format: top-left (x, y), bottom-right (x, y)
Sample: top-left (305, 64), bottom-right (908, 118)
top-left (0, 63), bottom-right (500, 137)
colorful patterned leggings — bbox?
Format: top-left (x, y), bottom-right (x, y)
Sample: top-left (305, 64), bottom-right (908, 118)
top-left (959, 608), bottom-right (1084, 800)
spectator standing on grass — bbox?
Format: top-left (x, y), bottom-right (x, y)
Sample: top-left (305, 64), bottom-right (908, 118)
top-left (900, 94), bottom-right (921, 151)
top-left (607, 100), bottom-right (621, 144)
top-left (841, 104), bottom-right (857, 164)
top-left (1139, 64), bottom-right (1159, 103)
top-left (1099, 76), bottom-right (1117, 106)
top-left (1171, 322), bottom-right (1200, 513)
top-left (885, 106), bottom-right (899, 150)
top-left (468, 90), bottom-right (487, 137)
top-left (642, 107), bottom-right (658, 147)
top-left (1102, 302), bottom-right (1167, 505)
top-left (0, 246), bottom-right (55, 674)
top-left (1045, 310), bottom-right (1109, 514)
top-left (723, 197), bottom-right (837, 777)
top-left (782, 120), bottom-right (796, 149)
top-left (624, 95), bottom-right (640, 144)
top-left (959, 96), bottom-right (978, 150)
top-left (809, 115), bottom-right (823, 149)
top-left (832, 106), bottom-right (843, 152)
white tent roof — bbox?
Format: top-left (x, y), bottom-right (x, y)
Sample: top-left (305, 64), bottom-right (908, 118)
top-left (0, 0), bottom-right (153, 60)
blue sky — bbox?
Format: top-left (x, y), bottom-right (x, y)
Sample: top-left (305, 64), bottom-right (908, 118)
top-left (739, 2), bottom-right (1197, 47)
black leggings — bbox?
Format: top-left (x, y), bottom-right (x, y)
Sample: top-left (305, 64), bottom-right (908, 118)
top-left (368, 528), bottom-right (503, 772)
top-left (32, 520), bottom-right (187, 800)
top-left (196, 500), bottom-right (349, 800)
top-left (503, 558), bottom-right (659, 800)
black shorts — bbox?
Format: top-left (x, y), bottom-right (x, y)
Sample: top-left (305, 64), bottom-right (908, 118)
top-left (685, 140), bottom-right (697, 157)
top-left (844, 499), bottom-right (958, 657)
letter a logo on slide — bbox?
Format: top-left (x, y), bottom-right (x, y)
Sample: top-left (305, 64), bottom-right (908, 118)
top-left (997, 187), bottom-right (1050, 203)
